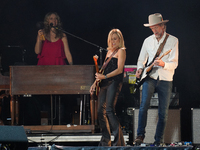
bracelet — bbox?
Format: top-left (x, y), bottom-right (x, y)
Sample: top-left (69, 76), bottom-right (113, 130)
top-left (105, 75), bottom-right (107, 79)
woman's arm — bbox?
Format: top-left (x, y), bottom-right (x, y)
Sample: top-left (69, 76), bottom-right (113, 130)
top-left (62, 34), bottom-right (73, 65)
top-left (35, 29), bottom-right (44, 54)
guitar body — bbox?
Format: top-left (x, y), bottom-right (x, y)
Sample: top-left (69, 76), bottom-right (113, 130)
top-left (134, 67), bottom-right (151, 93)
top-left (90, 55), bottom-right (100, 126)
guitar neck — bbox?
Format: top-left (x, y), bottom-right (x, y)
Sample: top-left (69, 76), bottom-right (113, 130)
top-left (95, 64), bottom-right (99, 73)
top-left (158, 49), bottom-right (171, 60)
top-left (93, 57), bottom-right (99, 73)
top-left (146, 49), bottom-right (171, 73)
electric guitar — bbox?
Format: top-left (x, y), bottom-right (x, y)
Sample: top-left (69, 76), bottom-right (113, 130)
top-left (93, 55), bottom-right (104, 96)
top-left (134, 49), bottom-right (172, 93)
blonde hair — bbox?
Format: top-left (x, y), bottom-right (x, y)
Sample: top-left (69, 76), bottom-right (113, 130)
top-left (107, 29), bottom-right (126, 50)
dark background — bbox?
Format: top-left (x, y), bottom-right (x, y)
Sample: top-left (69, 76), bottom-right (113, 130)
top-left (0, 0), bottom-right (200, 142)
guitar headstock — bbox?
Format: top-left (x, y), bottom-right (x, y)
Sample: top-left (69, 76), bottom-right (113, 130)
top-left (93, 55), bottom-right (99, 62)
top-left (93, 55), bottom-right (99, 72)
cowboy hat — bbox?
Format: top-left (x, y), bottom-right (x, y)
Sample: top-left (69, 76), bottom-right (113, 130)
top-left (144, 13), bottom-right (169, 27)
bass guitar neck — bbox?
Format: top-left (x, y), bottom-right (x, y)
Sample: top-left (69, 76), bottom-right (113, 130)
top-left (93, 55), bottom-right (101, 96)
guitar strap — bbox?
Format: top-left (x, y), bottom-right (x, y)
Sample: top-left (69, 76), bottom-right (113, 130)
top-left (147, 33), bottom-right (169, 67)
top-left (100, 48), bottom-right (119, 70)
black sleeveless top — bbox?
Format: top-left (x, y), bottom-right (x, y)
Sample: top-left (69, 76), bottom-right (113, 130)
top-left (100, 57), bottom-right (124, 87)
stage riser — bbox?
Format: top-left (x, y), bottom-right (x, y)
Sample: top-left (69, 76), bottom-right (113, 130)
top-left (133, 109), bottom-right (181, 143)
top-left (192, 108), bottom-right (200, 144)
top-left (27, 135), bottom-right (129, 143)
top-left (28, 148), bottom-right (47, 150)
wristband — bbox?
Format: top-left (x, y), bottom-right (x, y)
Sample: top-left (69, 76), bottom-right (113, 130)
top-left (105, 75), bottom-right (107, 79)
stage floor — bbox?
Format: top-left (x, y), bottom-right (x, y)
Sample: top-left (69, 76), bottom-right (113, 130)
top-left (27, 145), bottom-right (194, 150)
top-left (50, 145), bottom-right (194, 150)
top-left (0, 125), bottom-right (195, 150)
top-left (26, 132), bottom-right (194, 150)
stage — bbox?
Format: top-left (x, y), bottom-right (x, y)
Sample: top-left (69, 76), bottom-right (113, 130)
top-left (27, 146), bottom-right (194, 150)
top-left (25, 126), bottom-right (194, 150)
top-left (0, 125), bottom-right (196, 150)
top-left (49, 145), bottom-right (193, 150)
top-left (0, 66), bottom-right (198, 150)
top-left (26, 133), bottom-right (193, 150)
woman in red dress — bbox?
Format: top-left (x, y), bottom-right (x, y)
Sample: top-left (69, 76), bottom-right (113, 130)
top-left (33, 12), bottom-right (73, 125)
top-left (35, 12), bottom-right (73, 65)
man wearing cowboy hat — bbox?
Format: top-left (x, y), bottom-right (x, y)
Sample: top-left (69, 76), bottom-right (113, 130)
top-left (134, 13), bottom-right (179, 146)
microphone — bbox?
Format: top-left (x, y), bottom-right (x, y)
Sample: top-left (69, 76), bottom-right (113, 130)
top-left (50, 23), bottom-right (58, 29)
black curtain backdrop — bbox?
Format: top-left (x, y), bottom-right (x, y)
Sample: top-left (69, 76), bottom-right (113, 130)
top-left (0, 0), bottom-right (200, 141)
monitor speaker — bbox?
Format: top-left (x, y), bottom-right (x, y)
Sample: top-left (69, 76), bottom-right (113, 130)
top-left (192, 108), bottom-right (200, 144)
top-left (133, 108), bottom-right (181, 144)
top-left (0, 125), bottom-right (28, 150)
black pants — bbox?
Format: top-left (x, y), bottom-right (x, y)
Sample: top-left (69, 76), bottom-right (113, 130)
top-left (97, 80), bottom-right (125, 146)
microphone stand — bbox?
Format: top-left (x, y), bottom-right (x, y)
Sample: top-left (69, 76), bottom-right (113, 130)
top-left (51, 25), bottom-right (107, 126)
top-left (51, 26), bottom-right (107, 66)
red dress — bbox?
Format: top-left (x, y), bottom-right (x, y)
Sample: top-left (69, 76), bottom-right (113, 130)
top-left (37, 39), bottom-right (66, 65)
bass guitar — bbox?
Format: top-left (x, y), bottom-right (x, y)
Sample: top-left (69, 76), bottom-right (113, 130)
top-left (134, 49), bottom-right (172, 93)
top-left (90, 55), bottom-right (100, 125)
top-left (93, 55), bottom-right (104, 96)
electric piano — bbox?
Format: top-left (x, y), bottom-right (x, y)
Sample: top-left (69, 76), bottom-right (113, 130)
top-left (10, 65), bottom-right (96, 133)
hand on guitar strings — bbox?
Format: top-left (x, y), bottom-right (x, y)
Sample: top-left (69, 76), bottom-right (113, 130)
top-left (95, 73), bottom-right (106, 80)
top-left (136, 68), bottom-right (143, 78)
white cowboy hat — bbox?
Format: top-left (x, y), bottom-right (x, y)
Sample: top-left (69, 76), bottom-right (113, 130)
top-left (144, 13), bottom-right (169, 27)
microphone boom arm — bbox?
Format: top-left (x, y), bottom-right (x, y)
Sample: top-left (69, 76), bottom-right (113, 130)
top-left (50, 24), bottom-right (107, 66)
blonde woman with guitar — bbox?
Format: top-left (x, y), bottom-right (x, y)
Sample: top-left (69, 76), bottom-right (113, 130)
top-left (90, 29), bottom-right (126, 146)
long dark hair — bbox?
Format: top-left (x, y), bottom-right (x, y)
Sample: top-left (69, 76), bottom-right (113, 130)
top-left (43, 12), bottom-right (63, 38)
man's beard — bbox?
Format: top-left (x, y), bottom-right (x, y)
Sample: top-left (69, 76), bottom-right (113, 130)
top-left (155, 31), bottom-right (164, 40)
